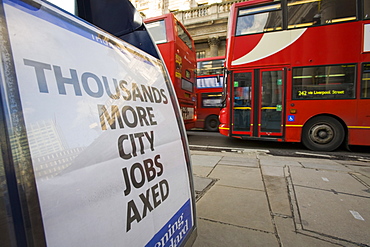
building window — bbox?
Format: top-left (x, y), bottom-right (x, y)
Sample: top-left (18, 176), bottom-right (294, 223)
top-left (197, 51), bottom-right (206, 59)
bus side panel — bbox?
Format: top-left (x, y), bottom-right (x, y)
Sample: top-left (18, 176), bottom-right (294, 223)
top-left (349, 99), bottom-right (370, 146)
top-left (230, 22), bottom-right (361, 69)
top-left (158, 42), bottom-right (176, 83)
top-left (290, 23), bottom-right (360, 67)
top-left (285, 100), bottom-right (359, 140)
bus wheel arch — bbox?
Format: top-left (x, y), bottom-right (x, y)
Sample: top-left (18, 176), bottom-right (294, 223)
top-left (205, 114), bottom-right (220, 132)
top-left (301, 115), bottom-right (346, 152)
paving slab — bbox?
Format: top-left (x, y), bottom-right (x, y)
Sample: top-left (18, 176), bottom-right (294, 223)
top-left (275, 217), bottom-right (344, 247)
top-left (209, 165), bottom-right (264, 191)
top-left (263, 175), bottom-right (292, 217)
top-left (290, 167), bottom-right (369, 196)
top-left (196, 184), bottom-right (274, 233)
top-left (336, 160), bottom-right (370, 169)
top-left (193, 218), bottom-right (278, 247)
top-left (191, 154), bottom-right (222, 167)
top-left (192, 165), bottom-right (214, 177)
top-left (218, 155), bottom-right (259, 167)
top-left (299, 158), bottom-right (351, 172)
top-left (293, 182), bottom-right (370, 245)
top-left (346, 165), bottom-right (370, 177)
top-left (261, 165), bottom-right (286, 177)
top-left (258, 154), bottom-right (303, 167)
top-left (343, 165), bottom-right (370, 186)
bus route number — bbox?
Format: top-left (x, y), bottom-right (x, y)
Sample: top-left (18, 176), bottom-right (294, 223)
top-left (298, 90), bottom-right (307, 96)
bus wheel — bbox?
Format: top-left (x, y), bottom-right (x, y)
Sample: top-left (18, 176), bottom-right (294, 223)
top-left (302, 116), bottom-right (344, 152)
top-left (205, 115), bottom-right (219, 132)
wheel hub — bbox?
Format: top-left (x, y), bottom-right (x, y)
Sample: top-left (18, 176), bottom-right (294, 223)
top-left (310, 124), bottom-right (334, 144)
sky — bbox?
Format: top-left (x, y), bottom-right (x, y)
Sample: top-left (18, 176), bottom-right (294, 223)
top-left (47, 0), bottom-right (75, 13)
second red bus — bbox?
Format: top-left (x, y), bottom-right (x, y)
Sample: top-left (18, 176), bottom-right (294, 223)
top-left (145, 13), bottom-right (197, 130)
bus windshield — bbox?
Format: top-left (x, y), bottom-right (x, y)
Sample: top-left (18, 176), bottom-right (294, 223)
top-left (197, 58), bottom-right (225, 76)
top-left (146, 20), bottom-right (168, 44)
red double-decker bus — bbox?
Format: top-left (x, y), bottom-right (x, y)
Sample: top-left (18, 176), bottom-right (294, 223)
top-left (219, 0), bottom-right (370, 151)
top-left (145, 13), bottom-right (197, 130)
top-left (195, 56), bottom-right (225, 131)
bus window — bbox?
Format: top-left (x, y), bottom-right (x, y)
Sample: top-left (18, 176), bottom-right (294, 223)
top-left (182, 78), bottom-right (194, 92)
top-left (362, 63), bottom-right (370, 98)
top-left (364, 0), bottom-right (370, 19)
top-left (236, 3), bottom-right (282, 36)
top-left (233, 72), bottom-right (252, 131)
top-left (201, 92), bottom-right (222, 108)
top-left (146, 20), bottom-right (167, 44)
top-left (176, 21), bottom-right (193, 49)
top-left (321, 0), bottom-right (356, 24)
top-left (292, 64), bottom-right (356, 100)
top-left (288, 0), bottom-right (357, 29)
top-left (287, 0), bottom-right (321, 28)
top-left (197, 59), bottom-right (224, 76)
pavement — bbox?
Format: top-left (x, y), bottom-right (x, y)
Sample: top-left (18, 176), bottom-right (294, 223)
top-left (189, 146), bottom-right (370, 247)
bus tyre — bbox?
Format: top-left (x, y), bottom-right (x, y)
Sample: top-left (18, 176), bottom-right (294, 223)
top-left (205, 115), bottom-right (219, 132)
top-left (302, 116), bottom-right (344, 152)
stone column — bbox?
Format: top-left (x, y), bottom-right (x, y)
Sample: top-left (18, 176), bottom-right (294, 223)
top-left (208, 36), bottom-right (220, 57)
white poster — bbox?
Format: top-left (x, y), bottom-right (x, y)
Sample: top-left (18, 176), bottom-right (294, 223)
top-left (3, 0), bottom-right (194, 246)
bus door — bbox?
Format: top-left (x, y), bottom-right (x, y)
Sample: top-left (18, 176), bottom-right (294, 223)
top-left (232, 70), bottom-right (254, 135)
top-left (232, 68), bottom-right (285, 138)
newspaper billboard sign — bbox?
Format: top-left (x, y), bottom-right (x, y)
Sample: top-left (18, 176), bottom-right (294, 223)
top-left (0, 0), bottom-right (196, 246)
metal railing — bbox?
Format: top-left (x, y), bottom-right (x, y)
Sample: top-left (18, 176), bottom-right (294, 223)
top-left (174, 0), bottom-right (244, 25)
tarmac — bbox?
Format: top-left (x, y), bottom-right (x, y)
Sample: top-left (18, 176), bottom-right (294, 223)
top-left (189, 146), bottom-right (370, 247)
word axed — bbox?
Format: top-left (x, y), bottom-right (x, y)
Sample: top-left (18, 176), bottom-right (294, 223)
top-left (126, 179), bottom-right (169, 232)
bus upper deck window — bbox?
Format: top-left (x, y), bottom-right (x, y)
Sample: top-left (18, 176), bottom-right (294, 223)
top-left (320, 0), bottom-right (356, 24)
top-left (287, 0), bottom-right (321, 28)
top-left (177, 22), bottom-right (193, 50)
top-left (146, 20), bottom-right (167, 44)
top-left (364, 0), bottom-right (370, 19)
top-left (236, 3), bottom-right (282, 36)
top-left (288, 0), bottom-right (357, 29)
